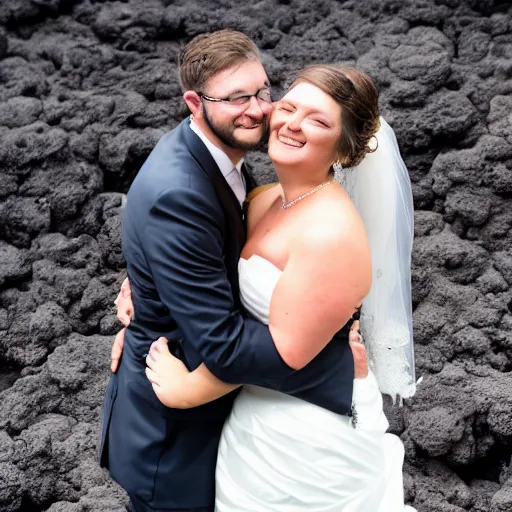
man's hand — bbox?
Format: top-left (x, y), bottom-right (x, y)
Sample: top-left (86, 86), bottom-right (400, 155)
top-left (114, 278), bottom-right (133, 327)
top-left (111, 328), bottom-right (126, 373)
top-left (349, 320), bottom-right (368, 379)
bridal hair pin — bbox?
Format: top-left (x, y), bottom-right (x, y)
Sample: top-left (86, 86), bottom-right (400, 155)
top-left (366, 134), bottom-right (379, 154)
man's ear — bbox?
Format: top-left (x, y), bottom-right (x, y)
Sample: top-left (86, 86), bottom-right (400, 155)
top-left (183, 91), bottom-right (202, 117)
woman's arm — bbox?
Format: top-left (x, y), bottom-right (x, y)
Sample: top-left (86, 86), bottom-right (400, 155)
top-left (145, 215), bottom-right (371, 408)
top-left (113, 280), bottom-right (240, 405)
top-left (146, 319), bottom-right (368, 409)
top-left (112, 279), bottom-right (239, 405)
top-left (268, 215), bottom-right (372, 370)
top-left (145, 337), bottom-right (239, 408)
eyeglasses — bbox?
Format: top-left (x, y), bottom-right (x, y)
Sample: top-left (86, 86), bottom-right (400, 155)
top-left (198, 88), bottom-right (272, 107)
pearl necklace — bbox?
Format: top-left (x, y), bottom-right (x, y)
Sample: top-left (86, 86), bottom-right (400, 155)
top-left (281, 180), bottom-right (334, 209)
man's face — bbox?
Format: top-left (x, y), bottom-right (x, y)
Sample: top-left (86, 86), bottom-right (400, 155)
top-left (199, 60), bottom-right (273, 151)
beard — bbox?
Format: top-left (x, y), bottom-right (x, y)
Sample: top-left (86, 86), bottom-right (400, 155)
top-left (202, 106), bottom-right (269, 151)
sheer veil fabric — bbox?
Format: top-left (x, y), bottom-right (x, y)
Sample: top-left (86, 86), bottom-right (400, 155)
top-left (336, 117), bottom-right (417, 403)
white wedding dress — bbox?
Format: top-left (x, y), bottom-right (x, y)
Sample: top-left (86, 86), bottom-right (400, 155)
top-left (215, 255), bottom-right (415, 512)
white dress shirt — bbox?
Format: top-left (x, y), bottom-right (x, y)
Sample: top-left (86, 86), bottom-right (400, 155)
top-left (189, 118), bottom-right (246, 205)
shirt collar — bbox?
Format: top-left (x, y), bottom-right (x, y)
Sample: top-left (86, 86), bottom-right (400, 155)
top-left (189, 117), bottom-right (244, 177)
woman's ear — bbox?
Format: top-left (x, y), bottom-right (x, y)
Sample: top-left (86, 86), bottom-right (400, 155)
top-left (183, 91), bottom-right (202, 117)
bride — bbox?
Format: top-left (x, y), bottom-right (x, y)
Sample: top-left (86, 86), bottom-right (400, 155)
top-left (120, 65), bottom-right (416, 511)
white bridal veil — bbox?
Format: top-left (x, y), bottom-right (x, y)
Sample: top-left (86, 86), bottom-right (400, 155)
top-left (337, 117), bottom-right (416, 403)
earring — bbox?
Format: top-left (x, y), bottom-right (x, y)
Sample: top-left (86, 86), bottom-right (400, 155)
top-left (333, 160), bottom-right (344, 182)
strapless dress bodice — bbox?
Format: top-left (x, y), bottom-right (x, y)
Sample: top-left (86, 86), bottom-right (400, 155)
top-left (238, 254), bottom-right (283, 325)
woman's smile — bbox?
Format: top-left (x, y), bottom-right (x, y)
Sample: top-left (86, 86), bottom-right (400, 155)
top-left (277, 134), bottom-right (305, 148)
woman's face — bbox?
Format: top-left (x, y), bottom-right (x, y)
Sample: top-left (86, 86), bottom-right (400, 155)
top-left (268, 82), bottom-right (342, 174)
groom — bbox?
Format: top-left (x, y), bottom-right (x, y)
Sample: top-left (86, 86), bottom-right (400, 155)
top-left (100, 29), bottom-right (367, 512)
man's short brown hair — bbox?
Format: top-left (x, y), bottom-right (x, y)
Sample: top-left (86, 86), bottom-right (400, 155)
top-left (179, 29), bottom-right (261, 93)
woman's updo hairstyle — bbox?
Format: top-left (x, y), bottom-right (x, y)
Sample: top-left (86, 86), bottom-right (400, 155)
top-left (291, 65), bottom-right (380, 168)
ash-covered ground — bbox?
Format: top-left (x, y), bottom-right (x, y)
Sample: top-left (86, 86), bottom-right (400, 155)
top-left (1, 0), bottom-right (512, 511)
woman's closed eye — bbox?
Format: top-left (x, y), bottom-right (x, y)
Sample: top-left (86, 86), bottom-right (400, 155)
top-left (277, 102), bottom-right (294, 113)
top-left (309, 117), bottom-right (329, 127)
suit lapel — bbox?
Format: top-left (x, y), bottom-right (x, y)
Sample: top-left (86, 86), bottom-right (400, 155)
top-left (182, 120), bottom-right (245, 247)
top-left (241, 162), bottom-right (256, 195)
top-left (241, 162), bottom-right (257, 231)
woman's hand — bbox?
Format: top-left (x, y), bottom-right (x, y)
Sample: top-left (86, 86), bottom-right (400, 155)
top-left (111, 328), bottom-right (125, 373)
top-left (145, 337), bottom-right (240, 408)
top-left (145, 338), bottom-right (192, 408)
top-left (114, 278), bottom-right (134, 327)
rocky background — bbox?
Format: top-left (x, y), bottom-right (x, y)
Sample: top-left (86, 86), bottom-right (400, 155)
top-left (0, 0), bottom-right (512, 510)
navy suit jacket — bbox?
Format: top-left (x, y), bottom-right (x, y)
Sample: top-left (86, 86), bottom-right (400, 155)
top-left (99, 119), bottom-right (355, 509)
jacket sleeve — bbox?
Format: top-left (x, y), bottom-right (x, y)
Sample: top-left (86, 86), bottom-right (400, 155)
top-left (143, 184), bottom-right (297, 385)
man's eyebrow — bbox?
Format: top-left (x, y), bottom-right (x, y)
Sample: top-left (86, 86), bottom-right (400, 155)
top-left (226, 89), bottom-right (248, 96)
top-left (226, 83), bottom-right (271, 96)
